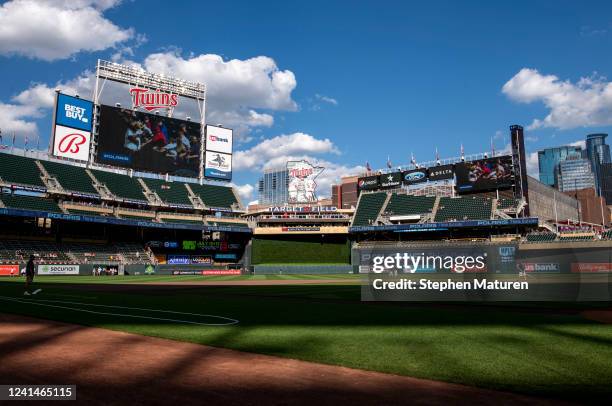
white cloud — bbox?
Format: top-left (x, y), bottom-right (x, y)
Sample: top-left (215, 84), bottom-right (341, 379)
top-left (0, 0), bottom-right (132, 61)
top-left (0, 102), bottom-right (41, 139)
top-left (569, 139), bottom-right (586, 149)
top-left (134, 52), bottom-right (297, 135)
top-left (526, 151), bottom-right (539, 178)
top-left (315, 94), bottom-right (338, 105)
top-left (502, 68), bottom-right (612, 130)
top-left (233, 132), bottom-right (339, 171)
top-left (231, 183), bottom-right (255, 201)
top-left (311, 161), bottom-right (364, 198)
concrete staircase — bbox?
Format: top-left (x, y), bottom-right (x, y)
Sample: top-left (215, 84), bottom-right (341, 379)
top-left (35, 160), bottom-right (66, 194)
top-left (137, 178), bottom-right (164, 206)
top-left (85, 170), bottom-right (115, 200)
top-left (184, 183), bottom-right (206, 210)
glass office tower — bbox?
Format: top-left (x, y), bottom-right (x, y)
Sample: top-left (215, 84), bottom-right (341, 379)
top-left (538, 146), bottom-right (582, 186)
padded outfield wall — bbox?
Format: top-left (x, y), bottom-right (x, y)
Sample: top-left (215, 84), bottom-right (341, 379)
top-left (352, 240), bottom-right (612, 274)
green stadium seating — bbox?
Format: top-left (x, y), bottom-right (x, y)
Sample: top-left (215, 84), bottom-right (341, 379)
top-left (497, 198), bottom-right (518, 210)
top-left (189, 183), bottom-right (238, 208)
top-left (385, 194), bottom-right (436, 216)
top-left (0, 153), bottom-right (45, 188)
top-left (602, 230), bottom-right (612, 240)
top-left (352, 192), bottom-right (387, 226)
top-left (41, 160), bottom-right (98, 195)
top-left (558, 235), bottom-right (595, 241)
top-left (435, 196), bottom-right (493, 222)
top-left (143, 178), bottom-right (192, 206)
top-left (0, 193), bottom-right (61, 213)
top-left (526, 233), bottom-right (557, 242)
top-left (90, 170), bottom-right (147, 202)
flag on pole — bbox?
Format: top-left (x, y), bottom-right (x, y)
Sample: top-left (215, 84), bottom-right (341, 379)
top-left (410, 152), bottom-right (416, 166)
top-left (460, 143), bottom-right (465, 160)
top-left (386, 156), bottom-right (392, 169)
top-left (435, 147), bottom-right (440, 162)
top-left (25, 135), bottom-right (28, 148)
top-left (12, 133), bottom-right (16, 146)
top-left (365, 161), bottom-right (371, 172)
top-left (490, 137), bottom-right (495, 157)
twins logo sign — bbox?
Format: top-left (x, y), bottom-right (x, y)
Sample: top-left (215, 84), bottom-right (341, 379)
top-left (53, 125), bottom-right (91, 162)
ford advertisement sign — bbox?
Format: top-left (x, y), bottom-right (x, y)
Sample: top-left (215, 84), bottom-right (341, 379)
top-left (402, 169), bottom-right (427, 185)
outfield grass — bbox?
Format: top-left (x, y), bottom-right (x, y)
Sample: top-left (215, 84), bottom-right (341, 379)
top-left (0, 277), bottom-right (611, 401)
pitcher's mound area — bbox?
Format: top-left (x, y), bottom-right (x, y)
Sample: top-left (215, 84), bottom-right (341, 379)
top-left (0, 313), bottom-right (551, 405)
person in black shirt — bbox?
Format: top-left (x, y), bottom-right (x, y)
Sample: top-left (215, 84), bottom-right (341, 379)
top-left (23, 255), bottom-right (41, 296)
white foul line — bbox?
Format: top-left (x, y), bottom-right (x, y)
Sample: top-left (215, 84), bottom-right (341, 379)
top-left (0, 296), bottom-right (239, 326)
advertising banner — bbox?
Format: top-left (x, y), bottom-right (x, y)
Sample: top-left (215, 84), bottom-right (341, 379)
top-left (358, 175), bottom-right (379, 190)
top-left (52, 125), bottom-right (91, 162)
top-left (191, 255), bottom-right (213, 265)
top-left (167, 255), bottom-right (190, 265)
top-left (214, 253), bottom-right (238, 261)
top-left (523, 263), bottom-right (560, 273)
top-left (402, 169), bottom-right (428, 185)
top-left (37, 264), bottom-right (80, 275)
top-left (427, 164), bottom-right (454, 181)
top-left (96, 105), bottom-right (202, 177)
top-left (204, 150), bottom-right (232, 180)
top-left (205, 125), bottom-right (233, 154)
top-left (454, 155), bottom-right (514, 193)
top-left (287, 160), bottom-right (324, 203)
top-left (202, 269), bottom-right (241, 275)
top-left (571, 263), bottom-right (612, 273)
top-left (379, 172), bottom-right (402, 188)
top-left (55, 93), bottom-right (93, 132)
top-left (0, 264), bottom-right (19, 276)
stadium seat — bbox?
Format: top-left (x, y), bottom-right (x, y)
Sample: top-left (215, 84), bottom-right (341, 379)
top-left (89, 170), bottom-right (148, 202)
top-left (352, 193), bottom-right (387, 226)
top-left (525, 233), bottom-right (557, 242)
top-left (40, 160), bottom-right (99, 196)
top-left (0, 153), bottom-right (45, 188)
top-left (143, 178), bottom-right (193, 206)
top-left (497, 198), bottom-right (519, 210)
top-left (0, 192), bottom-right (61, 213)
top-left (188, 183), bottom-right (238, 208)
top-left (434, 196), bottom-right (493, 222)
top-left (385, 194), bottom-right (436, 216)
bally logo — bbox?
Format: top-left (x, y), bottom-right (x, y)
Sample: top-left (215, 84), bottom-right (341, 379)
top-left (130, 87), bottom-right (178, 111)
top-left (58, 133), bottom-right (86, 154)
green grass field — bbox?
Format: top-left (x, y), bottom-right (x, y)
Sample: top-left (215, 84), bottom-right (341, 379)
top-left (1, 275), bottom-right (611, 401)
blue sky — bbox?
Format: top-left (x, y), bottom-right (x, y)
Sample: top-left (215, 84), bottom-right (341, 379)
top-left (1, 0), bottom-right (612, 202)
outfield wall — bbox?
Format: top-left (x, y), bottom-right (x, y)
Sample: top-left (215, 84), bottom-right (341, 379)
top-left (251, 236), bottom-right (351, 265)
top-left (353, 240), bottom-right (612, 274)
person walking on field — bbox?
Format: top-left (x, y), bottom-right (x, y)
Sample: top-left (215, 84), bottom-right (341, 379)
top-left (23, 255), bottom-right (41, 296)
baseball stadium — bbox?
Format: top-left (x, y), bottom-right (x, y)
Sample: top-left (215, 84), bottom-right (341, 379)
top-left (1, 4), bottom-right (612, 404)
